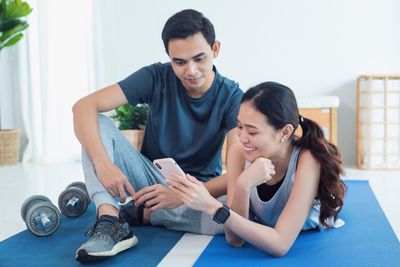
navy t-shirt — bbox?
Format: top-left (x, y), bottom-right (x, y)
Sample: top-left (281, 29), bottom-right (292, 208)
top-left (118, 62), bottom-right (243, 181)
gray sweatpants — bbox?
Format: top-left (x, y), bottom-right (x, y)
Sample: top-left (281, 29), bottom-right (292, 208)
top-left (82, 114), bottom-right (224, 235)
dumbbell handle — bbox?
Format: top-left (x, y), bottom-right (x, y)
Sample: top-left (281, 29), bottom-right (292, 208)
top-left (35, 212), bottom-right (52, 228)
top-left (67, 196), bottom-right (80, 210)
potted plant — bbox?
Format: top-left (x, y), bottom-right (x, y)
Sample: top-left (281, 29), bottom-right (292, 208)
top-left (0, 0), bottom-right (32, 165)
top-left (111, 103), bottom-right (149, 150)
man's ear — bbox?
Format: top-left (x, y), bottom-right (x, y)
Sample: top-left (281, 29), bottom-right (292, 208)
top-left (212, 41), bottom-right (221, 58)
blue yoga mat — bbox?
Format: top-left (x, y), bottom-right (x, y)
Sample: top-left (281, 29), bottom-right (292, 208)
top-left (194, 180), bottom-right (400, 267)
top-left (0, 204), bottom-right (184, 267)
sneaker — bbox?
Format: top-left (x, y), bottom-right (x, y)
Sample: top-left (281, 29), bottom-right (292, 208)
top-left (119, 199), bottom-right (145, 226)
top-left (75, 215), bottom-right (138, 262)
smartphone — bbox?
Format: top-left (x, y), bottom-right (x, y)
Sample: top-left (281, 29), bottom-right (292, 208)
top-left (153, 158), bottom-right (185, 179)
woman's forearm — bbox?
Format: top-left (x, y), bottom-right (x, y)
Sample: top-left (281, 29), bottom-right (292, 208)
top-left (224, 210), bottom-right (288, 257)
top-left (224, 179), bottom-right (251, 246)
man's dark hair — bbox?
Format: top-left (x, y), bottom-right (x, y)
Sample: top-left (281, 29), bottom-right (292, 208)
top-left (161, 9), bottom-right (216, 54)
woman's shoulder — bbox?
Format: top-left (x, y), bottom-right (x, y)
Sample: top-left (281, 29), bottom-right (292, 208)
top-left (297, 148), bottom-right (317, 162)
top-left (296, 148), bottom-right (321, 174)
top-left (292, 148), bottom-right (321, 194)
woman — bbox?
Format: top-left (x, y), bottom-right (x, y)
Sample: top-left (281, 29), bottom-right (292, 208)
top-left (167, 81), bottom-right (346, 257)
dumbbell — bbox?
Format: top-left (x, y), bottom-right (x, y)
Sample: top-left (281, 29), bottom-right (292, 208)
top-left (58, 181), bottom-right (91, 217)
top-left (21, 195), bottom-right (61, 237)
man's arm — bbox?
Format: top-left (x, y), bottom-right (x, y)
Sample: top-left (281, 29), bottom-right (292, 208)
top-left (204, 127), bottom-right (239, 197)
top-left (72, 84), bottom-right (135, 200)
top-left (73, 84), bottom-right (126, 162)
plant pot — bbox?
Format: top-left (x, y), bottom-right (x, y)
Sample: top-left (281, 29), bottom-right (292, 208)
top-left (121, 129), bottom-right (144, 151)
top-left (0, 129), bottom-right (20, 165)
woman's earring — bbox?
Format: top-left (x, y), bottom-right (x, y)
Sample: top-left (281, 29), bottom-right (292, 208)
top-left (281, 138), bottom-right (285, 143)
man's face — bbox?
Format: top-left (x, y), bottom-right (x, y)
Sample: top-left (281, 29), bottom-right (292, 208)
top-left (168, 33), bottom-right (220, 96)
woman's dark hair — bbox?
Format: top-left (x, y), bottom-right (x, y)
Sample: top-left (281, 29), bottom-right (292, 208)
top-left (161, 9), bottom-right (215, 54)
top-left (242, 81), bottom-right (346, 229)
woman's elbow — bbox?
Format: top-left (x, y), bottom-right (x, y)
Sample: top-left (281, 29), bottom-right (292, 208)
top-left (267, 243), bottom-right (290, 258)
top-left (226, 235), bottom-right (245, 248)
top-left (269, 249), bottom-right (287, 258)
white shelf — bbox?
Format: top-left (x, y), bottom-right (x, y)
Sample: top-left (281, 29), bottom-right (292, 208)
top-left (297, 96), bottom-right (340, 109)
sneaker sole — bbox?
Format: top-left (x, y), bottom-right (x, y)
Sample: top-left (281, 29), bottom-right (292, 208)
top-left (76, 235), bottom-right (138, 262)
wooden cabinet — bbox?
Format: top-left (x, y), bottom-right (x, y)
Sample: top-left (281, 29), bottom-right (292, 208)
top-left (296, 107), bottom-right (338, 145)
top-left (296, 96), bottom-right (339, 145)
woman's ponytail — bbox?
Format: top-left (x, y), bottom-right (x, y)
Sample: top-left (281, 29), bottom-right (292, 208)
top-left (294, 116), bottom-right (346, 228)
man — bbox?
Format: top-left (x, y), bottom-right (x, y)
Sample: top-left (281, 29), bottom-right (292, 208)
top-left (72, 9), bottom-right (243, 262)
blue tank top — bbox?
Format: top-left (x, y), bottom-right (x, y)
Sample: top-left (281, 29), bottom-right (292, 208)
top-left (249, 146), bottom-right (344, 230)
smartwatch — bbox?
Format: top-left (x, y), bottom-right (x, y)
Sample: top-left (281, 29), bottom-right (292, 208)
top-left (213, 203), bottom-right (230, 224)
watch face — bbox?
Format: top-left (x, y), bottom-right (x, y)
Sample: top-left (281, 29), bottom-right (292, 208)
top-left (214, 204), bottom-right (230, 224)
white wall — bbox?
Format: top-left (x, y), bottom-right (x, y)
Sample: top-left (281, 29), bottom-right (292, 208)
top-left (1, 0), bottom-right (399, 165)
top-left (92, 0), bottom-right (400, 165)
top-left (0, 46), bottom-right (27, 157)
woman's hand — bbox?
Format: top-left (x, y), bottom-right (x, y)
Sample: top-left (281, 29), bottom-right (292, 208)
top-left (166, 173), bottom-right (221, 216)
top-left (237, 157), bottom-right (276, 190)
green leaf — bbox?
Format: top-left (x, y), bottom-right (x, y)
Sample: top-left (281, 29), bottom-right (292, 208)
top-left (0, 32), bottom-right (22, 49)
top-left (2, 0), bottom-right (32, 21)
top-left (0, 20), bottom-right (27, 42)
top-left (0, 18), bottom-right (22, 32)
top-left (0, 1), bottom-right (31, 52)
top-left (111, 104), bottom-right (149, 130)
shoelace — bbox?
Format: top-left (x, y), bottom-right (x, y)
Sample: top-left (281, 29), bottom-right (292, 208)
top-left (86, 216), bottom-right (122, 240)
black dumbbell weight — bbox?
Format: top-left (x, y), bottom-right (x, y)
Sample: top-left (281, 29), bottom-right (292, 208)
top-left (21, 195), bottom-right (61, 237)
top-left (58, 181), bottom-right (91, 217)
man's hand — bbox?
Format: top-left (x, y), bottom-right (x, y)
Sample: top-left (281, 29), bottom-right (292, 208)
top-left (94, 160), bottom-right (136, 203)
top-left (134, 184), bottom-right (183, 211)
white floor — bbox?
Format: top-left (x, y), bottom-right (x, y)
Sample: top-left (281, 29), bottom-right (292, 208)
top-left (0, 162), bottom-right (399, 266)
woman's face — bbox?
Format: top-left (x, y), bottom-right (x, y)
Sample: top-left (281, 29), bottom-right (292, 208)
top-left (237, 101), bottom-right (283, 162)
